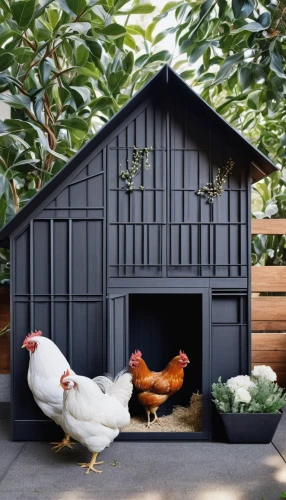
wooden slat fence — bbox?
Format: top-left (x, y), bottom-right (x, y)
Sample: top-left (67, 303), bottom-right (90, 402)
top-left (252, 219), bottom-right (286, 386)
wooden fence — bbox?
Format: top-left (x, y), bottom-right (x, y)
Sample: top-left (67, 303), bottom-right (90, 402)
top-left (252, 219), bottom-right (286, 386)
top-left (1, 219), bottom-right (286, 383)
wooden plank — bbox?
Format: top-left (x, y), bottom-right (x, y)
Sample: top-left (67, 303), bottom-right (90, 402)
top-left (252, 321), bottom-right (286, 331)
top-left (252, 333), bottom-right (286, 350)
top-left (252, 351), bottom-right (286, 363)
top-left (251, 363), bottom-right (286, 388)
top-left (252, 267), bottom-right (286, 292)
top-left (252, 219), bottom-right (286, 235)
top-left (252, 297), bottom-right (286, 321)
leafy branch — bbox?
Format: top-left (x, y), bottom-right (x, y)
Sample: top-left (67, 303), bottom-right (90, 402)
top-left (197, 159), bottom-right (234, 203)
top-left (120, 146), bottom-right (153, 193)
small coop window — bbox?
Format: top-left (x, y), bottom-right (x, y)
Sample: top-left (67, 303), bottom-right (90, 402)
top-left (124, 293), bottom-right (202, 433)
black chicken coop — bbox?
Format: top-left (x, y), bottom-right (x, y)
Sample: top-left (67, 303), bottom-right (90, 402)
top-left (0, 65), bottom-right (277, 441)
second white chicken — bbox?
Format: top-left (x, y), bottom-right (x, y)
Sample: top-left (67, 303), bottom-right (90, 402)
top-left (60, 369), bottom-right (133, 474)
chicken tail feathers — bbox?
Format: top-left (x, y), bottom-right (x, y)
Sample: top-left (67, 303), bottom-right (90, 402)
top-left (107, 371), bottom-right (133, 407)
top-left (92, 373), bottom-right (114, 393)
top-left (92, 369), bottom-right (130, 395)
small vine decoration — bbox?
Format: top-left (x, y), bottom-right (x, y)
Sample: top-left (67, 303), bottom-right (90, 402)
top-left (196, 158), bottom-right (234, 203)
top-left (120, 145), bottom-right (153, 193)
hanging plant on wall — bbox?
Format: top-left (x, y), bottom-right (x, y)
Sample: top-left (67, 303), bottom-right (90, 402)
top-left (120, 146), bottom-right (153, 193)
top-left (196, 159), bottom-right (234, 203)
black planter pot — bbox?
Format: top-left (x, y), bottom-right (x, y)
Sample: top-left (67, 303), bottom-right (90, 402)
top-left (219, 411), bottom-right (282, 444)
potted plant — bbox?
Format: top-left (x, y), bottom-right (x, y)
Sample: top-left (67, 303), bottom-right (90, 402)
top-left (212, 366), bottom-right (286, 444)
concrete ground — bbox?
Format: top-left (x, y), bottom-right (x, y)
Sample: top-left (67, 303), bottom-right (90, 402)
top-left (0, 404), bottom-right (286, 500)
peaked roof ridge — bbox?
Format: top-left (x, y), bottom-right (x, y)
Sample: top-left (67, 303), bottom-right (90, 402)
top-left (0, 64), bottom-right (277, 248)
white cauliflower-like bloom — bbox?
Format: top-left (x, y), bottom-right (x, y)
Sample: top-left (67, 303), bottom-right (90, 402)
top-left (252, 365), bottom-right (277, 382)
top-left (227, 375), bottom-right (255, 392)
top-left (234, 388), bottom-right (251, 404)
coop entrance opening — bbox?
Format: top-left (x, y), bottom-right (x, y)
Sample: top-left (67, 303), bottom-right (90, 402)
top-left (125, 293), bottom-right (202, 434)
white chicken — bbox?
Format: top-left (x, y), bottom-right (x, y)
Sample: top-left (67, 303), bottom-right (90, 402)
top-left (60, 369), bottom-right (133, 474)
top-left (22, 330), bottom-right (75, 451)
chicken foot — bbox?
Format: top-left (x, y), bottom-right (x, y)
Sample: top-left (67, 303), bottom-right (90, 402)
top-left (77, 452), bottom-right (104, 474)
top-left (50, 433), bottom-right (75, 452)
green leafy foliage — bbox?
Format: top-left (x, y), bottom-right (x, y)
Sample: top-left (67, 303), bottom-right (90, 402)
top-left (212, 376), bottom-right (286, 414)
top-left (0, 0), bottom-right (173, 236)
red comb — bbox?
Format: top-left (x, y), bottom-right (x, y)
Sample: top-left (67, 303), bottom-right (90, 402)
top-left (60, 369), bottom-right (71, 384)
top-left (179, 350), bottom-right (189, 359)
top-left (23, 330), bottom-right (42, 344)
top-left (134, 349), bottom-right (142, 358)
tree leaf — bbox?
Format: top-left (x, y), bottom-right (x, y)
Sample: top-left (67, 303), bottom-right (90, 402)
top-left (180, 70), bottom-right (195, 80)
top-left (270, 50), bottom-right (286, 80)
top-left (147, 50), bottom-right (171, 65)
top-left (200, 0), bottom-right (215, 20)
top-left (232, 21), bottom-right (265, 33)
top-left (232, 0), bottom-right (254, 20)
top-left (145, 21), bottom-right (157, 42)
top-left (135, 54), bottom-right (149, 68)
top-left (0, 51), bottom-right (14, 71)
top-left (89, 96), bottom-right (113, 113)
top-left (212, 52), bottom-right (244, 85)
top-left (161, 1), bottom-right (180, 13)
top-left (66, 0), bottom-right (87, 15)
top-left (12, 47), bottom-right (34, 64)
top-left (265, 201), bottom-right (278, 218)
top-left (152, 27), bottom-right (176, 46)
top-left (0, 194), bottom-right (7, 228)
top-left (123, 33), bottom-right (137, 51)
top-left (189, 42), bottom-right (211, 64)
top-left (117, 4), bottom-right (155, 15)
top-left (86, 40), bottom-right (102, 60)
top-left (75, 44), bottom-right (89, 66)
top-left (33, 0), bottom-right (56, 19)
top-left (54, 117), bottom-right (88, 141)
top-left (108, 70), bottom-right (128, 94)
top-left (11, 0), bottom-right (36, 29)
top-left (257, 12), bottom-right (271, 29)
top-left (238, 66), bottom-right (254, 91)
top-left (0, 94), bottom-right (31, 111)
top-left (126, 25), bottom-right (145, 38)
top-left (57, 0), bottom-right (76, 16)
top-left (122, 51), bottom-right (134, 74)
top-left (75, 62), bottom-right (100, 78)
top-left (62, 22), bottom-right (91, 34)
top-left (101, 23), bottom-right (126, 39)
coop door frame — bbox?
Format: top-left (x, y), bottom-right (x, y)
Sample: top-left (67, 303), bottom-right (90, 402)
top-left (107, 287), bottom-right (211, 441)
top-left (107, 293), bottom-right (129, 377)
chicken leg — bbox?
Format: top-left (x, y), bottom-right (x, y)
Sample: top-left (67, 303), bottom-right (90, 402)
top-left (77, 452), bottom-right (104, 474)
top-left (146, 407), bottom-right (162, 428)
top-left (50, 433), bottom-right (75, 452)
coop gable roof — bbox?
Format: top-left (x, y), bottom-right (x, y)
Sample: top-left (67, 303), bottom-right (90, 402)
top-left (0, 65), bottom-right (277, 248)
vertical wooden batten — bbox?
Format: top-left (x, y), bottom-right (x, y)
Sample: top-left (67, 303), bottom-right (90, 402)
top-left (0, 286), bottom-right (10, 374)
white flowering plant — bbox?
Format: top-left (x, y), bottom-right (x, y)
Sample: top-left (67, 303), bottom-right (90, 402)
top-left (212, 366), bottom-right (286, 414)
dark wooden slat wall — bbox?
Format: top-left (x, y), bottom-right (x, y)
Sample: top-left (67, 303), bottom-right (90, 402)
top-left (0, 287), bottom-right (9, 374)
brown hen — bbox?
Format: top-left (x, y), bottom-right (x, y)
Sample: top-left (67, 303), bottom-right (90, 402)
top-left (129, 350), bottom-right (190, 427)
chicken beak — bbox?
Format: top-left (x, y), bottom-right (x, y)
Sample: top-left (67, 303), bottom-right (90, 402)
top-left (21, 344), bottom-right (26, 349)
